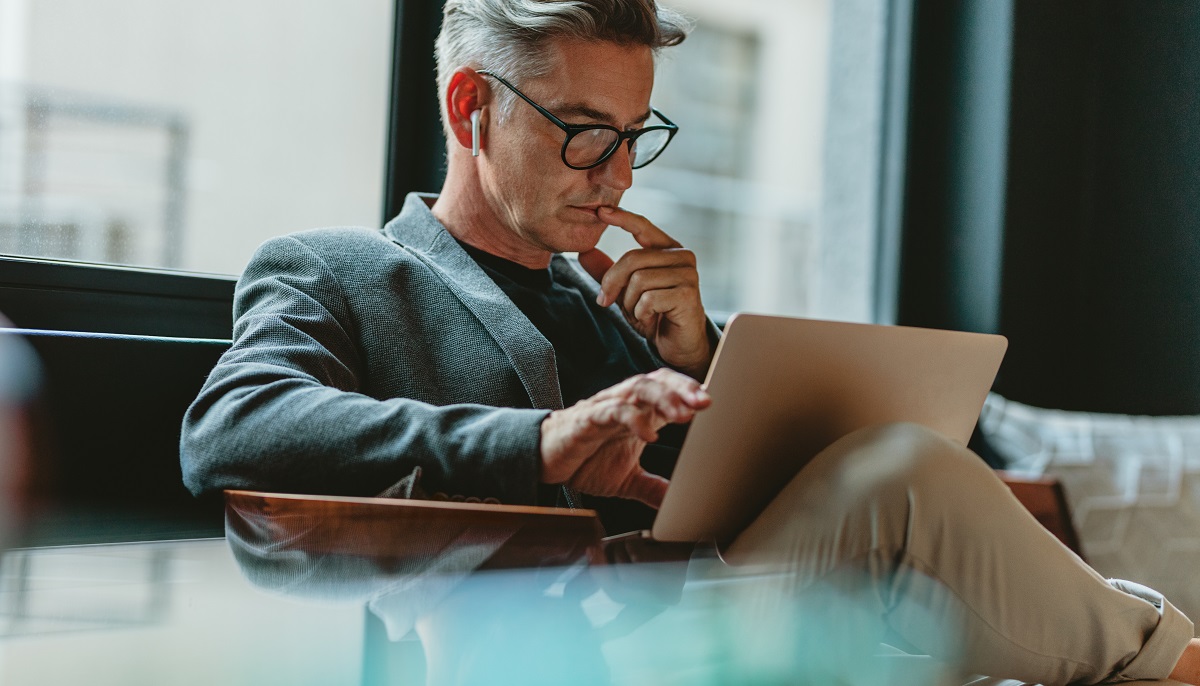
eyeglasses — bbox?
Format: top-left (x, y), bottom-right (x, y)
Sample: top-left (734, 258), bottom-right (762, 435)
top-left (478, 70), bottom-right (678, 170)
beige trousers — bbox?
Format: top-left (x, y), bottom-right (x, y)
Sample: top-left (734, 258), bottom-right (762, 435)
top-left (722, 423), bottom-right (1195, 686)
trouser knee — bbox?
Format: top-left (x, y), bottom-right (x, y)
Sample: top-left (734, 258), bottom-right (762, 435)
top-left (818, 422), bottom-right (991, 514)
top-left (726, 422), bottom-right (997, 567)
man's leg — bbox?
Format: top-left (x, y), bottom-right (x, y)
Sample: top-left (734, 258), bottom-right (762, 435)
top-left (723, 423), bottom-right (1195, 685)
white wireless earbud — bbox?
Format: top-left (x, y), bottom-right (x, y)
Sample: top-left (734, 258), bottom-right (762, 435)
top-left (470, 110), bottom-right (481, 157)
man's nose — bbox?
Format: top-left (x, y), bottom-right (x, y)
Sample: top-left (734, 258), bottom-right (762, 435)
top-left (589, 142), bottom-right (634, 191)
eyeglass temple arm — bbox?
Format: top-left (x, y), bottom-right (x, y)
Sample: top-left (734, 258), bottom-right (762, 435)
top-left (650, 107), bottom-right (678, 129)
top-left (476, 70), bottom-right (571, 131)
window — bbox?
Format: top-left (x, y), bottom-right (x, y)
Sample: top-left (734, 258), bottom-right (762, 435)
top-left (1, 0), bottom-right (899, 332)
top-left (0, 0), bottom-right (394, 275)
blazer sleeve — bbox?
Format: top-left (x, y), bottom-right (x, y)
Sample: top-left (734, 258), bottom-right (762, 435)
top-left (180, 235), bottom-right (547, 504)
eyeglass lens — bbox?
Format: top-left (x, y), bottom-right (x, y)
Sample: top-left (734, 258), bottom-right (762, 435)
top-left (564, 127), bottom-right (672, 169)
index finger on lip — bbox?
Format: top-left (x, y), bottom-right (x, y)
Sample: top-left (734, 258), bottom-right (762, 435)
top-left (600, 206), bottom-right (682, 250)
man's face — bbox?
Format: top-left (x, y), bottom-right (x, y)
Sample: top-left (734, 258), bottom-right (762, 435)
top-left (479, 38), bottom-right (655, 254)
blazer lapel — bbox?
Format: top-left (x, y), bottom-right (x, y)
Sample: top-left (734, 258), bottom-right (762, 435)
top-left (383, 194), bottom-right (564, 411)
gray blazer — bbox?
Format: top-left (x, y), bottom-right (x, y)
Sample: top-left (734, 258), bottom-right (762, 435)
top-left (181, 193), bottom-right (670, 505)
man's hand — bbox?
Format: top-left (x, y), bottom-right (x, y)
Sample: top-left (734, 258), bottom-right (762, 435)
top-left (578, 206), bottom-right (713, 380)
top-left (540, 369), bottom-right (711, 509)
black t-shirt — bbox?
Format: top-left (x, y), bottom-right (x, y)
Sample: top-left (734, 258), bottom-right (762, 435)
top-left (459, 241), bottom-right (685, 534)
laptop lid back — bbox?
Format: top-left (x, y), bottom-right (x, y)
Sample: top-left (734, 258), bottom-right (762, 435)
top-left (651, 314), bottom-right (1007, 545)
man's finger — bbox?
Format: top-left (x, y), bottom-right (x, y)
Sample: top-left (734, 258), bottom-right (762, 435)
top-left (628, 372), bottom-right (709, 422)
top-left (591, 398), bottom-right (661, 442)
top-left (598, 249), bottom-right (695, 307)
top-left (598, 206), bottom-right (681, 250)
top-left (632, 289), bottom-right (671, 330)
top-left (646, 369), bottom-right (712, 410)
top-left (623, 471), bottom-right (670, 509)
top-left (578, 248), bottom-right (615, 284)
top-left (592, 370), bottom-right (711, 413)
top-left (621, 266), bottom-right (695, 315)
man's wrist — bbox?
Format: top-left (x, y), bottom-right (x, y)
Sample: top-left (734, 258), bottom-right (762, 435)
top-left (672, 337), bottom-right (715, 381)
top-left (684, 318), bottom-right (722, 380)
top-left (538, 408), bottom-right (570, 484)
top-left (675, 358), bottom-right (711, 382)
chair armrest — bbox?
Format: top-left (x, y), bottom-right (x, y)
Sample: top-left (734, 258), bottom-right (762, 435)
top-left (996, 471), bottom-right (1085, 559)
top-left (224, 490), bottom-right (605, 570)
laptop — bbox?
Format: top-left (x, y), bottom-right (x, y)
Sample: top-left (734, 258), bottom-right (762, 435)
top-left (650, 313), bottom-right (1008, 546)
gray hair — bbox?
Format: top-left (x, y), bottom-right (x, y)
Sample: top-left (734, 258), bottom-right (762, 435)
top-left (435, 0), bottom-right (690, 126)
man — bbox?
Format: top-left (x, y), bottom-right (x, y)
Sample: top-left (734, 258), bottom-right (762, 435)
top-left (181, 0), bottom-right (1199, 683)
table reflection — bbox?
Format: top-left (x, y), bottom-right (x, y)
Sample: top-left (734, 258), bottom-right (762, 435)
top-left (224, 490), bottom-right (686, 685)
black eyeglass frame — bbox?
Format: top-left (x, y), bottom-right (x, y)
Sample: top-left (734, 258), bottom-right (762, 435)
top-left (477, 70), bottom-right (679, 170)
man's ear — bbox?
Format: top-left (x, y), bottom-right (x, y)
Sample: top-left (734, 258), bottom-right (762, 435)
top-left (445, 69), bottom-right (488, 153)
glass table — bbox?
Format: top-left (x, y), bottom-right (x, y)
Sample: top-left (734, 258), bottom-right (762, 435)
top-left (0, 492), bottom-right (1163, 686)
